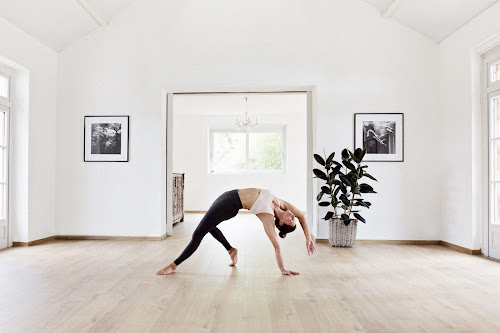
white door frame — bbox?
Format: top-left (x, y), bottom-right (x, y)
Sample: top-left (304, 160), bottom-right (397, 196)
top-left (469, 32), bottom-right (500, 256)
top-left (482, 45), bottom-right (500, 259)
top-left (161, 85), bottom-right (317, 237)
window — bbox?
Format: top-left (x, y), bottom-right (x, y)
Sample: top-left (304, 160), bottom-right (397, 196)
top-left (0, 67), bottom-right (10, 249)
top-left (209, 126), bottom-right (286, 174)
top-left (491, 96), bottom-right (500, 223)
top-left (492, 62), bottom-right (500, 83)
top-left (0, 74), bottom-right (9, 101)
top-left (0, 109), bottom-right (7, 219)
top-left (487, 48), bottom-right (500, 228)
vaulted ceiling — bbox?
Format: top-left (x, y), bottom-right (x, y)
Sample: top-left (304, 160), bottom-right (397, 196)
top-left (1, 0), bottom-right (499, 52)
top-left (0, 0), bottom-right (136, 52)
top-left (361, 0), bottom-right (500, 42)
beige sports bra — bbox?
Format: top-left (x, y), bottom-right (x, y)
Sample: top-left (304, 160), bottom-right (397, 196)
top-left (249, 189), bottom-right (280, 216)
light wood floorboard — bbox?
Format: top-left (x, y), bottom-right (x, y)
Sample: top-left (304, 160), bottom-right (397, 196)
top-left (1, 213), bottom-right (500, 332)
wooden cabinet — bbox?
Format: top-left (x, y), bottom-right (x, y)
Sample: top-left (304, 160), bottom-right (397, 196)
top-left (173, 173), bottom-right (184, 224)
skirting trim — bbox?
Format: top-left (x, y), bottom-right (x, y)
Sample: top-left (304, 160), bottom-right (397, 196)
top-left (313, 237), bottom-right (482, 255)
top-left (440, 240), bottom-right (482, 255)
top-left (12, 233), bottom-right (168, 246)
top-left (13, 236), bottom-right (56, 247)
top-left (12, 235), bottom-right (482, 254)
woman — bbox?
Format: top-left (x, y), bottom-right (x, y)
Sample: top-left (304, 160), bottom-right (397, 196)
top-left (157, 188), bottom-right (316, 276)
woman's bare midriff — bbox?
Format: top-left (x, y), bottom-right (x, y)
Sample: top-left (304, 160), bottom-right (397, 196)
top-left (237, 188), bottom-right (261, 210)
top-left (238, 188), bottom-right (282, 211)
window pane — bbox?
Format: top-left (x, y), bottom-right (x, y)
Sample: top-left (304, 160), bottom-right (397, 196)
top-left (494, 184), bottom-right (500, 225)
top-left (212, 132), bottom-right (246, 172)
top-left (493, 140), bottom-right (500, 181)
top-left (493, 97), bottom-right (500, 138)
top-left (493, 62), bottom-right (500, 83)
top-left (0, 184), bottom-right (5, 219)
top-left (0, 148), bottom-right (5, 183)
top-left (0, 75), bottom-right (8, 99)
top-left (0, 112), bottom-right (5, 146)
top-left (248, 132), bottom-right (282, 170)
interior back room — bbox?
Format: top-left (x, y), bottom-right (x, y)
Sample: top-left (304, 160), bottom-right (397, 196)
top-left (172, 92), bottom-right (307, 213)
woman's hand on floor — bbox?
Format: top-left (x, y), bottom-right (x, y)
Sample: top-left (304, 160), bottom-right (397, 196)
top-left (282, 269), bottom-right (300, 276)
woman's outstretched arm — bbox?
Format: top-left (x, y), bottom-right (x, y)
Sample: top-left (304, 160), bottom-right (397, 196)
top-left (258, 214), bottom-right (300, 276)
top-left (278, 200), bottom-right (316, 255)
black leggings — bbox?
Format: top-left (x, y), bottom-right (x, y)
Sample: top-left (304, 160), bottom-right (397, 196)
top-left (174, 189), bottom-right (243, 266)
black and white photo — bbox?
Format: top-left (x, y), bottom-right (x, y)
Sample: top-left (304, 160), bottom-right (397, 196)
top-left (354, 113), bottom-right (403, 162)
top-left (84, 116), bottom-right (129, 162)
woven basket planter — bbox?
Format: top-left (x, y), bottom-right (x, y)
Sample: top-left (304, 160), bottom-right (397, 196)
top-left (329, 218), bottom-right (358, 247)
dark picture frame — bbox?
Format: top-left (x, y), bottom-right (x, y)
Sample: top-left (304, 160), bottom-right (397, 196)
top-left (354, 113), bottom-right (404, 162)
top-left (84, 116), bottom-right (129, 162)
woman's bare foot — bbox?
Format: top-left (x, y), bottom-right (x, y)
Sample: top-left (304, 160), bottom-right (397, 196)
top-left (157, 262), bottom-right (177, 275)
top-left (228, 248), bottom-right (238, 266)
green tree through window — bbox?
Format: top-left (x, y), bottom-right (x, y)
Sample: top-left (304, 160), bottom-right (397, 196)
top-left (249, 132), bottom-right (282, 170)
top-left (210, 128), bottom-right (284, 173)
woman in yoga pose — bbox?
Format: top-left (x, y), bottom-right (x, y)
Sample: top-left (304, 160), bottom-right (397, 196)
top-left (157, 188), bottom-right (315, 276)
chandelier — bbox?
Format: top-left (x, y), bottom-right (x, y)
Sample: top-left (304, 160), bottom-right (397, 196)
top-left (235, 97), bottom-right (258, 131)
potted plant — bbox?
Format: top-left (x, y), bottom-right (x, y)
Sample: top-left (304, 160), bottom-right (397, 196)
top-left (313, 148), bottom-right (377, 247)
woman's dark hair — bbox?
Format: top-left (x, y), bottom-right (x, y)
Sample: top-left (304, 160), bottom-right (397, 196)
top-left (275, 217), bottom-right (296, 238)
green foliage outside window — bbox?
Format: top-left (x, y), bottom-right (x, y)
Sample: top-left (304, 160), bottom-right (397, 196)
top-left (249, 132), bottom-right (282, 170)
top-left (211, 130), bottom-right (283, 172)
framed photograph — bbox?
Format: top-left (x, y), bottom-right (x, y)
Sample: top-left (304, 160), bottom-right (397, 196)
top-left (84, 116), bottom-right (129, 162)
top-left (354, 113), bottom-right (404, 162)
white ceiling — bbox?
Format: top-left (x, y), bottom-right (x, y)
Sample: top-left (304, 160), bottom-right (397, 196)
top-left (0, 0), bottom-right (137, 52)
top-left (362, 0), bottom-right (500, 43)
top-left (0, 0), bottom-right (499, 52)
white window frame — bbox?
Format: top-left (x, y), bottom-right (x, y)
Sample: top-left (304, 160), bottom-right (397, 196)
top-left (486, 48), bottom-right (500, 227)
top-left (489, 60), bottom-right (500, 86)
top-left (209, 125), bottom-right (287, 175)
top-left (488, 91), bottom-right (500, 223)
top-left (0, 64), bottom-right (12, 248)
top-left (0, 69), bottom-right (11, 107)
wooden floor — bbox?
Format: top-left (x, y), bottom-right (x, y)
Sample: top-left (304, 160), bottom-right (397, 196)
top-left (1, 214), bottom-right (500, 332)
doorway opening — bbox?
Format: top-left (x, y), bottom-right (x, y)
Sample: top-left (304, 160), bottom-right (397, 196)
top-left (162, 87), bottom-right (316, 238)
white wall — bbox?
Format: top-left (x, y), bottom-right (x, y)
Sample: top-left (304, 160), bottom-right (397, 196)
top-left (56, 0), bottom-right (441, 240)
top-left (439, 2), bottom-right (500, 250)
top-left (173, 93), bottom-right (307, 211)
top-left (0, 17), bottom-right (58, 242)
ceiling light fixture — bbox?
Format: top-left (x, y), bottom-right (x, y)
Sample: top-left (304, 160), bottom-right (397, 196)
top-left (235, 97), bottom-right (258, 131)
